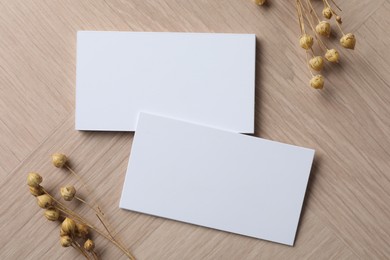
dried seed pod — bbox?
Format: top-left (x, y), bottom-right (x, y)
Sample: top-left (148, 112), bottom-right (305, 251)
top-left (336, 16), bottom-right (342, 24)
top-left (322, 7), bottom-right (332, 19)
top-left (310, 75), bottom-right (325, 89)
top-left (61, 218), bottom-right (77, 236)
top-left (60, 235), bottom-right (72, 247)
top-left (254, 0), bottom-right (266, 5)
top-left (52, 153), bottom-right (67, 168)
top-left (316, 21), bottom-right (331, 37)
top-left (309, 56), bottom-right (324, 71)
top-left (29, 186), bottom-right (44, 197)
top-left (340, 33), bottom-right (356, 50)
top-left (299, 34), bottom-right (314, 50)
top-left (84, 239), bottom-right (95, 252)
top-left (45, 208), bottom-right (60, 221)
top-left (325, 49), bottom-right (340, 63)
top-left (37, 194), bottom-right (54, 209)
top-left (60, 186), bottom-right (76, 201)
top-left (27, 172), bottom-right (43, 188)
top-left (76, 223), bottom-right (89, 238)
top-left (60, 228), bottom-right (67, 237)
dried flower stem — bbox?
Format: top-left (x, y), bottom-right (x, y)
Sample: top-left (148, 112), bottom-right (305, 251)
top-left (91, 251), bottom-right (99, 260)
top-left (301, 0), bottom-right (328, 50)
top-left (86, 221), bottom-right (135, 260)
top-left (72, 244), bottom-right (90, 260)
top-left (295, 0), bottom-right (305, 34)
top-left (74, 196), bottom-right (113, 238)
top-left (65, 165), bottom-right (106, 221)
top-left (42, 188), bottom-right (134, 259)
top-left (306, 0), bottom-right (320, 23)
top-left (330, 0), bottom-right (341, 11)
top-left (96, 214), bottom-right (115, 240)
top-left (322, 0), bottom-right (344, 35)
top-left (255, 0), bottom-right (356, 89)
top-left (66, 166), bottom-right (129, 258)
top-left (305, 52), bottom-right (314, 77)
top-left (42, 189), bottom-right (84, 220)
top-left (56, 201), bottom-right (134, 259)
top-left (75, 196), bottom-right (100, 215)
top-left (73, 241), bottom-right (92, 260)
top-left (65, 164), bottom-right (94, 199)
top-left (322, 0), bottom-right (335, 13)
top-left (299, 0), bottom-right (328, 47)
top-left (335, 19), bottom-right (345, 35)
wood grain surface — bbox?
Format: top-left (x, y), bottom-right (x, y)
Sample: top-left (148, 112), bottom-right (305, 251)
top-left (1, 0), bottom-right (389, 259)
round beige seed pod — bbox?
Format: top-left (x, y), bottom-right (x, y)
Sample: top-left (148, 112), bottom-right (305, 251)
top-left (84, 239), bottom-right (95, 252)
top-left (336, 16), bottom-right (342, 24)
top-left (309, 56), bottom-right (324, 71)
top-left (316, 21), bottom-right (331, 37)
top-left (310, 75), bottom-right (325, 89)
top-left (299, 34), bottom-right (314, 50)
top-left (60, 228), bottom-right (67, 237)
top-left (60, 235), bottom-right (72, 247)
top-left (61, 218), bottom-right (77, 236)
top-left (27, 172), bottom-right (43, 188)
top-left (60, 186), bottom-right (76, 201)
top-left (322, 7), bottom-right (332, 19)
top-left (52, 153), bottom-right (67, 168)
top-left (340, 33), bottom-right (356, 50)
top-left (254, 0), bottom-right (266, 5)
top-left (76, 223), bottom-right (89, 238)
top-left (325, 49), bottom-right (340, 63)
top-left (29, 186), bottom-right (44, 197)
top-left (44, 208), bottom-right (60, 221)
top-left (37, 194), bottom-right (54, 209)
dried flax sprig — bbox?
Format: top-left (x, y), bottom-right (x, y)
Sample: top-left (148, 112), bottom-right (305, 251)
top-left (27, 154), bottom-right (136, 260)
top-left (254, 0), bottom-right (356, 89)
top-left (52, 154), bottom-right (129, 251)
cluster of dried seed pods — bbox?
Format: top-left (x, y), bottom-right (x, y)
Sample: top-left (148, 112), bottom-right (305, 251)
top-left (254, 0), bottom-right (356, 90)
top-left (296, 0), bottom-right (356, 89)
top-left (27, 153), bottom-right (136, 260)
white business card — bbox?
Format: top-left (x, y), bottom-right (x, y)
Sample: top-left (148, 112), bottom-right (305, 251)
top-left (76, 31), bottom-right (256, 133)
top-left (120, 113), bottom-right (315, 246)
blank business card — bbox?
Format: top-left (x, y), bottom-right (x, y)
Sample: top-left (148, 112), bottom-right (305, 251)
top-left (120, 113), bottom-right (315, 246)
top-left (76, 31), bottom-right (256, 133)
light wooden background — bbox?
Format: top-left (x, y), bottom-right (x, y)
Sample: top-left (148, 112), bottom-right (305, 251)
top-left (1, 0), bottom-right (389, 259)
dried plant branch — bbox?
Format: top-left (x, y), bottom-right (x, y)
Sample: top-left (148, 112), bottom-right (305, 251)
top-left (254, 0), bottom-right (356, 90)
top-left (27, 154), bottom-right (136, 260)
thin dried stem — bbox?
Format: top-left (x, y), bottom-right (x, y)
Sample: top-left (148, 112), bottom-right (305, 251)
top-left (96, 214), bottom-right (115, 240)
top-left (72, 243), bottom-right (91, 260)
top-left (296, 0), bottom-right (305, 34)
top-left (305, 52), bottom-right (314, 77)
top-left (87, 223), bottom-right (135, 260)
top-left (323, 0), bottom-right (339, 16)
top-left (56, 206), bottom-right (134, 259)
top-left (95, 213), bottom-right (132, 260)
top-left (66, 165), bottom-right (129, 257)
top-left (91, 251), bottom-right (99, 260)
top-left (43, 189), bottom-right (134, 259)
top-left (75, 188), bottom-right (128, 256)
top-left (306, 0), bottom-right (320, 23)
top-left (335, 20), bottom-right (345, 35)
top-left (322, 0), bottom-right (344, 35)
top-left (65, 164), bottom-right (94, 200)
top-left (75, 196), bottom-right (98, 214)
top-left (42, 188), bottom-right (86, 222)
top-left (330, 0), bottom-right (342, 11)
top-left (301, 0), bottom-right (328, 51)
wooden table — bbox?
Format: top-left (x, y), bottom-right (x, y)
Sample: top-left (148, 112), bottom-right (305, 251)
top-left (1, 1), bottom-right (389, 259)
